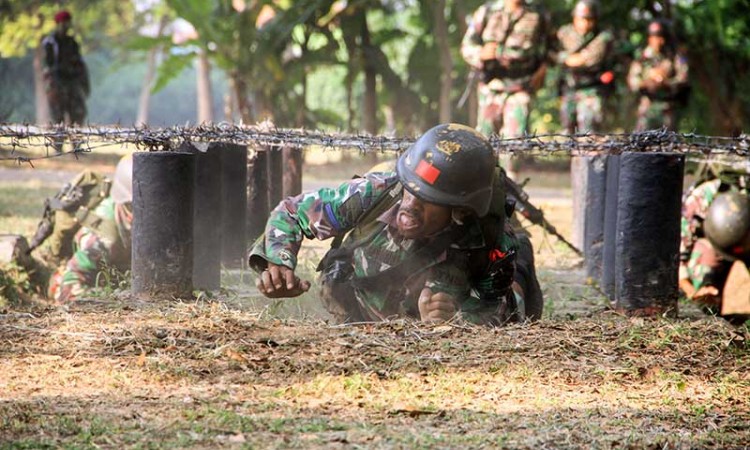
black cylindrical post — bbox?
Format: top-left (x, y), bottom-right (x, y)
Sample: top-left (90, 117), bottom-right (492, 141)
top-left (183, 143), bottom-right (223, 291)
top-left (584, 155), bottom-right (608, 280)
top-left (570, 156), bottom-right (588, 250)
top-left (268, 147), bottom-right (284, 209)
top-left (601, 155), bottom-right (620, 301)
top-left (220, 144), bottom-right (248, 268)
top-left (283, 146), bottom-right (303, 198)
top-left (247, 149), bottom-right (270, 243)
top-left (132, 152), bottom-right (195, 299)
top-left (615, 152), bottom-right (684, 316)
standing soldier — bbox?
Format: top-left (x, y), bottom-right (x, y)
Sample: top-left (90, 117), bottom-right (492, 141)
top-left (460, 0), bottom-right (549, 140)
top-left (555, 0), bottom-right (614, 134)
top-left (41, 10), bottom-right (90, 152)
top-left (627, 20), bottom-right (689, 131)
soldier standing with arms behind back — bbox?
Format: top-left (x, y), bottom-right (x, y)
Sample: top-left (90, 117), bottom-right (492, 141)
top-left (41, 10), bottom-right (90, 152)
top-left (627, 20), bottom-right (689, 131)
top-left (555, 0), bottom-right (613, 134)
top-left (460, 0), bottom-right (548, 179)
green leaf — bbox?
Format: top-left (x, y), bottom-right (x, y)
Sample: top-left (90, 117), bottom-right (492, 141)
top-left (151, 51), bottom-right (195, 93)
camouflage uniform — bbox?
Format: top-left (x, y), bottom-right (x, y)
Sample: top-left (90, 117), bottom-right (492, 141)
top-left (627, 46), bottom-right (689, 131)
top-left (679, 179), bottom-right (732, 295)
top-left (248, 172), bottom-right (520, 325)
top-left (48, 198), bottom-right (132, 303)
top-left (555, 24), bottom-right (614, 134)
top-left (461, 1), bottom-right (549, 138)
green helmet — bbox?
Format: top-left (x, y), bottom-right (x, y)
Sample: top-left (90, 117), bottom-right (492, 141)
top-left (704, 191), bottom-right (750, 261)
top-left (573, 0), bottom-right (599, 19)
top-left (397, 123), bottom-right (495, 217)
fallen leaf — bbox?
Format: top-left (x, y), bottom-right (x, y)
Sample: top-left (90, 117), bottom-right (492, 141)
top-left (136, 350), bottom-right (146, 367)
top-left (225, 348), bottom-right (248, 363)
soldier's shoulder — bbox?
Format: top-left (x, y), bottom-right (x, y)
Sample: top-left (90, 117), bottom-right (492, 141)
top-left (557, 23), bottom-right (575, 37)
top-left (598, 28), bottom-right (615, 41)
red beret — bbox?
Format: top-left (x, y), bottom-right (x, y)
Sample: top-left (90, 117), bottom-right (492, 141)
top-left (54, 11), bottom-right (72, 24)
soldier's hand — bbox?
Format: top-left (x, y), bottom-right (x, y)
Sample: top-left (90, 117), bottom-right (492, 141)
top-left (480, 42), bottom-right (499, 62)
top-left (678, 278), bottom-right (695, 299)
top-left (418, 288), bottom-right (458, 322)
top-left (693, 285), bottom-right (721, 305)
top-left (565, 53), bottom-right (585, 68)
top-left (256, 263), bottom-right (311, 298)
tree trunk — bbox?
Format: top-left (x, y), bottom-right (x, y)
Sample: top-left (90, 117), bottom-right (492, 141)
top-left (433, 0), bottom-right (453, 123)
top-left (136, 46), bottom-right (158, 126)
top-left (196, 48), bottom-right (214, 123)
top-left (454, 1), bottom-right (477, 127)
top-left (33, 45), bottom-right (50, 125)
top-left (361, 12), bottom-right (378, 135)
top-left (689, 51), bottom-right (745, 136)
top-left (136, 15), bottom-right (167, 126)
top-left (232, 73), bottom-right (253, 123)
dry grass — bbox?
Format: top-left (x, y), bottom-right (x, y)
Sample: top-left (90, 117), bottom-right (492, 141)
top-left (1, 156), bottom-right (749, 449)
top-left (1, 299), bottom-right (748, 449)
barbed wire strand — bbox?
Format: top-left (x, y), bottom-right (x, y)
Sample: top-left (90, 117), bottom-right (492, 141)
top-left (1, 124), bottom-right (749, 166)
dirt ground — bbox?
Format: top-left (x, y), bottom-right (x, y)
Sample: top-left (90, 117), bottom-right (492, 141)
top-left (1, 152), bottom-right (749, 449)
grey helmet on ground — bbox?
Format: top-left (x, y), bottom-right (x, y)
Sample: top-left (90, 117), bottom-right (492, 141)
top-left (705, 191), bottom-right (750, 261)
top-left (111, 154), bottom-right (133, 204)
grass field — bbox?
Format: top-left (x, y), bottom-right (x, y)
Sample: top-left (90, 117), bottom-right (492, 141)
top-left (1, 153), bottom-right (748, 449)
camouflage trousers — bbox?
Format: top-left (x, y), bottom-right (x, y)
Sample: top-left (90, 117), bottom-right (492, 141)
top-left (46, 83), bottom-right (87, 153)
top-left (635, 97), bottom-right (677, 131)
top-left (48, 226), bottom-right (128, 303)
top-left (477, 86), bottom-right (531, 178)
top-left (476, 86), bottom-right (532, 138)
top-left (560, 87), bottom-right (603, 134)
top-left (682, 238), bottom-right (732, 294)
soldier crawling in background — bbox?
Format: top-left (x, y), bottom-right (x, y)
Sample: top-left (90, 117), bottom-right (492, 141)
top-left (627, 20), bottom-right (689, 131)
top-left (41, 10), bottom-right (90, 152)
top-left (680, 169), bottom-right (750, 325)
top-left (554, 0), bottom-right (614, 134)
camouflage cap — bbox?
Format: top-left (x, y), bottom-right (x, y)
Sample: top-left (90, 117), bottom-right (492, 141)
top-left (573, 0), bottom-right (599, 19)
top-left (648, 20), bottom-right (667, 37)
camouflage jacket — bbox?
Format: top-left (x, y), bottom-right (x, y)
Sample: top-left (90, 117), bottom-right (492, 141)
top-left (248, 172), bottom-right (518, 323)
top-left (41, 32), bottom-right (89, 93)
top-left (627, 46), bottom-right (689, 101)
top-left (554, 24), bottom-right (614, 90)
top-left (461, 1), bottom-right (548, 91)
top-left (679, 179), bottom-right (721, 281)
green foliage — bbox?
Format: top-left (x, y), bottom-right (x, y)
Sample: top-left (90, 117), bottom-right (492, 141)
top-left (152, 51), bottom-right (196, 93)
top-left (2, 0), bottom-right (749, 134)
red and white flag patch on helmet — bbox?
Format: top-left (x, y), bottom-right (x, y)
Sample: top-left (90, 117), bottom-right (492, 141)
top-left (415, 160), bottom-right (441, 184)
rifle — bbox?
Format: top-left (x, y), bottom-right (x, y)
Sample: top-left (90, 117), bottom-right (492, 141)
top-left (457, 70), bottom-right (481, 109)
top-left (505, 177), bottom-right (583, 256)
top-left (27, 182), bottom-right (72, 254)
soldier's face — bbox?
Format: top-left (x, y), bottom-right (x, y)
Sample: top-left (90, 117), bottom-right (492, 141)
top-left (648, 35), bottom-right (665, 52)
top-left (56, 21), bottom-right (71, 35)
top-left (573, 15), bottom-right (595, 35)
top-left (397, 190), bottom-right (453, 240)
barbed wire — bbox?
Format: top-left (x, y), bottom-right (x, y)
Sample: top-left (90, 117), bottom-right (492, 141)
top-left (1, 123), bottom-right (749, 166)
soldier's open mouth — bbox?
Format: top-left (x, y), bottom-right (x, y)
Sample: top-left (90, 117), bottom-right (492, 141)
top-left (397, 210), bottom-right (422, 232)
